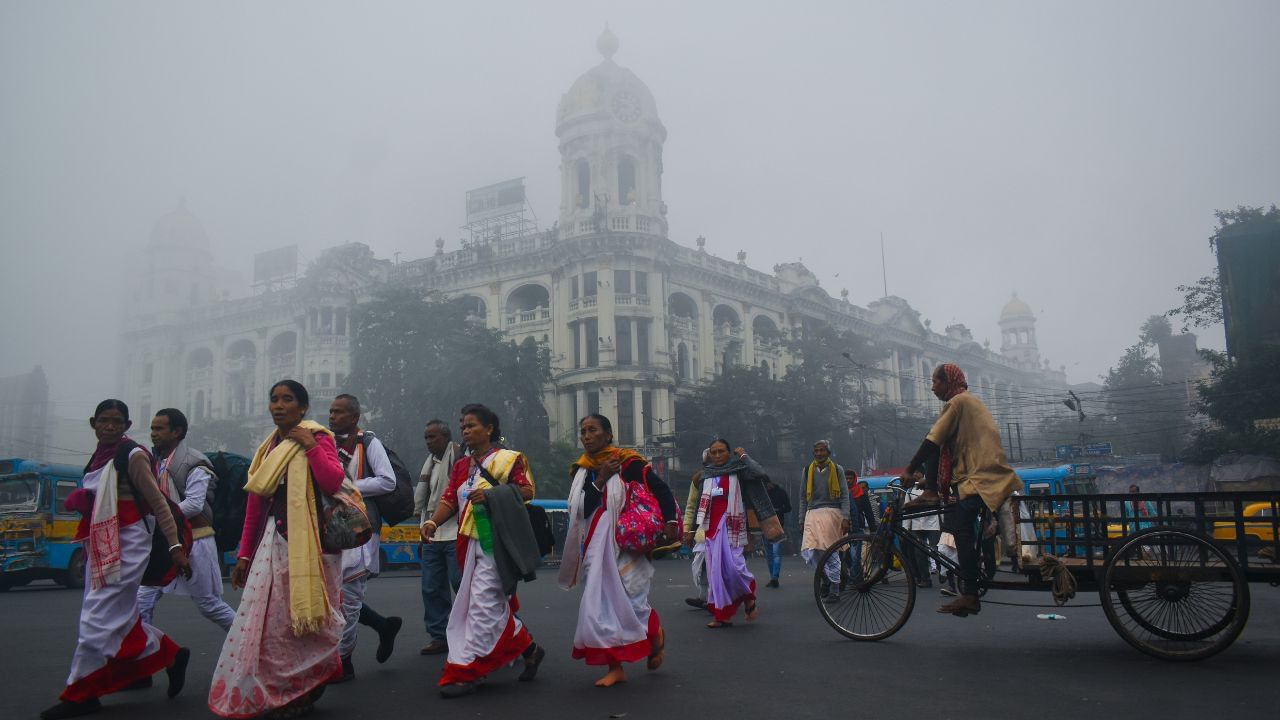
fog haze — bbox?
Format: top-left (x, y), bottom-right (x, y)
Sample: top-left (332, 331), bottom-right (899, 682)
top-left (3, 0), bottom-right (1278, 422)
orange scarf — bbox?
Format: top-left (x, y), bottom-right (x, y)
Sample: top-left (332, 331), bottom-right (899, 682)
top-left (574, 445), bottom-right (645, 473)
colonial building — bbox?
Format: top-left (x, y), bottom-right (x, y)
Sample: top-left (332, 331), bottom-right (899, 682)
top-left (118, 29), bottom-right (1068, 451)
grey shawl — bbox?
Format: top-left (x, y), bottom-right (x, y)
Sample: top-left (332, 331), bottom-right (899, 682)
top-left (484, 482), bottom-right (540, 595)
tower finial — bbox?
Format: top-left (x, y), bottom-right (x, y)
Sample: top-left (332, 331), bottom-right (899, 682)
top-left (597, 24), bottom-right (618, 60)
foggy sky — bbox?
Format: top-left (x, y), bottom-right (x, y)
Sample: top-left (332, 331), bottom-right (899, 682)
top-left (3, 0), bottom-right (1278, 422)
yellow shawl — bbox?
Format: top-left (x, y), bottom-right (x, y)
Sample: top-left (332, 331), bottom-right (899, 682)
top-left (804, 460), bottom-right (842, 503)
top-left (245, 419), bottom-right (332, 636)
top-left (457, 448), bottom-right (534, 540)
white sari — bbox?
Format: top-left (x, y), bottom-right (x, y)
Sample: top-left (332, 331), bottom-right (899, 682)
top-left (559, 467), bottom-right (657, 665)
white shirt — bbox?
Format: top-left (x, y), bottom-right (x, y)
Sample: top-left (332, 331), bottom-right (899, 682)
top-left (904, 487), bottom-right (941, 532)
top-left (339, 433), bottom-right (396, 578)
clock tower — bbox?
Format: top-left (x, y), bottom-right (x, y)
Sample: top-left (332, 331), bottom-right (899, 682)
top-left (556, 27), bottom-right (668, 238)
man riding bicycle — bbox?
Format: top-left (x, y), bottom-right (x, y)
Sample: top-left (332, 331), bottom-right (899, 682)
top-left (899, 363), bottom-right (1022, 617)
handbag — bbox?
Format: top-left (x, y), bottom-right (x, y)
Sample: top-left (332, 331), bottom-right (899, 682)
top-left (615, 479), bottom-right (664, 553)
top-left (319, 480), bottom-right (374, 552)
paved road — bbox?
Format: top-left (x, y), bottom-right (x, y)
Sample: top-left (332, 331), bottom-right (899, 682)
top-left (3, 557), bottom-right (1277, 719)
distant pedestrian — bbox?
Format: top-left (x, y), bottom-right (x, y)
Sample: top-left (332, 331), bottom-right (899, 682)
top-left (42, 399), bottom-right (192, 720)
top-left (763, 478), bottom-right (791, 587)
top-left (416, 419), bottom-right (462, 656)
top-left (688, 439), bottom-right (760, 628)
top-left (903, 481), bottom-right (941, 588)
top-left (682, 450), bottom-right (712, 610)
top-left (800, 440), bottom-right (850, 603)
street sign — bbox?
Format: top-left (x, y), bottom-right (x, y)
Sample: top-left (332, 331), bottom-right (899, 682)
top-left (1056, 442), bottom-right (1113, 459)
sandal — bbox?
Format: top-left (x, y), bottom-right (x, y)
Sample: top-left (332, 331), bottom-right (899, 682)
top-left (646, 628), bottom-right (665, 670)
top-left (706, 620), bottom-right (732, 629)
top-left (744, 600), bottom-right (758, 622)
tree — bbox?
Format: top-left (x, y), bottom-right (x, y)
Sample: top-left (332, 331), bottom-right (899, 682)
top-left (674, 324), bottom-right (887, 470)
top-left (345, 290), bottom-right (556, 489)
top-left (1100, 338), bottom-right (1193, 461)
top-left (1168, 205), bottom-right (1279, 331)
top-left (1183, 346), bottom-right (1280, 461)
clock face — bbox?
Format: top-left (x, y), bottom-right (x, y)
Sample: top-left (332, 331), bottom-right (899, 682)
top-left (611, 91), bottom-right (642, 123)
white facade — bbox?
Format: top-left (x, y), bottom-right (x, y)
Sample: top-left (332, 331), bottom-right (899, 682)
top-left (118, 30), bottom-right (1068, 449)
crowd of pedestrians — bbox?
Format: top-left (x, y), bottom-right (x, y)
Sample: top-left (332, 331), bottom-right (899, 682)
top-left (41, 359), bottom-right (1017, 717)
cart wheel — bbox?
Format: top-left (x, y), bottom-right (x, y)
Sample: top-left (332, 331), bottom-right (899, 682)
top-left (1101, 528), bottom-right (1250, 661)
top-left (814, 533), bottom-right (916, 641)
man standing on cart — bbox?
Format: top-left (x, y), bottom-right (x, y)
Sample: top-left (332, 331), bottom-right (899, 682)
top-left (899, 363), bottom-right (1022, 617)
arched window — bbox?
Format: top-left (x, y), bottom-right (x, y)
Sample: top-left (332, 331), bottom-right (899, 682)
top-left (618, 157), bottom-right (636, 205)
top-left (576, 159), bottom-right (591, 208)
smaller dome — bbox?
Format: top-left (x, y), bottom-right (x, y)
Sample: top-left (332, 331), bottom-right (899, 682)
top-left (1000, 293), bottom-right (1034, 322)
top-left (148, 201), bottom-right (211, 253)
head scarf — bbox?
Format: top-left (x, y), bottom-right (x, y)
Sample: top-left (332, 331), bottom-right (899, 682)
top-left (937, 363), bottom-right (969, 402)
top-left (575, 445), bottom-right (646, 474)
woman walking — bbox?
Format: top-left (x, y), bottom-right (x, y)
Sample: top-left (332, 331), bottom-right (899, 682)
top-left (42, 400), bottom-right (192, 720)
top-left (209, 380), bottom-right (347, 719)
top-left (559, 414), bottom-right (679, 687)
top-left (686, 439), bottom-right (761, 628)
top-left (421, 404), bottom-right (545, 698)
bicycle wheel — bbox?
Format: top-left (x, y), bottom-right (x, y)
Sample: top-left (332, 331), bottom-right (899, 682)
top-left (1101, 528), bottom-right (1250, 661)
top-left (814, 533), bottom-right (916, 641)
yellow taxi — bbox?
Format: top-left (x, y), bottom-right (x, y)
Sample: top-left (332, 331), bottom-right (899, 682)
top-left (1212, 503), bottom-right (1278, 545)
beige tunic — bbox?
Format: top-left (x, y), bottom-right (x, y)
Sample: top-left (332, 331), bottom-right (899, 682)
top-left (926, 392), bottom-right (1023, 511)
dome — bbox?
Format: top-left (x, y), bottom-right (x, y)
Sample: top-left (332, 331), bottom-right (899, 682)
top-left (147, 201), bottom-right (211, 253)
top-left (556, 28), bottom-right (665, 138)
top-left (1000, 293), bottom-right (1034, 322)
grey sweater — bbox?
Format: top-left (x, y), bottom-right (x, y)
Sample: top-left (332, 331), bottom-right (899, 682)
top-left (798, 461), bottom-right (851, 520)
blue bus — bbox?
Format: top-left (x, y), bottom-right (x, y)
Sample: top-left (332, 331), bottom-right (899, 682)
top-left (858, 463), bottom-right (1098, 504)
top-left (0, 458), bottom-right (89, 590)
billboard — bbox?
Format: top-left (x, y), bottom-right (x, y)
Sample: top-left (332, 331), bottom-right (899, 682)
top-left (253, 245), bottom-right (298, 285)
top-left (466, 178), bottom-right (526, 224)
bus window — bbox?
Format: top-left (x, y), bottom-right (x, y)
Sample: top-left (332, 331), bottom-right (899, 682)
top-left (1064, 478), bottom-right (1099, 495)
top-left (1027, 482), bottom-right (1051, 496)
top-left (55, 481), bottom-right (79, 516)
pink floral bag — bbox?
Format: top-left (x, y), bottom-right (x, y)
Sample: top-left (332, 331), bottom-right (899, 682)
top-left (615, 480), bottom-right (664, 553)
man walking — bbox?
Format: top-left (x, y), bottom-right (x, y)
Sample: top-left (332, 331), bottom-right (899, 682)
top-left (800, 440), bottom-right (850, 603)
top-left (136, 408), bottom-right (236, 642)
top-left (329, 394), bottom-right (403, 681)
top-left (415, 419), bottom-right (461, 655)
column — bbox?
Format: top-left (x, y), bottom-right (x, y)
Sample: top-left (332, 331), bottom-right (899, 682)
top-left (601, 386), bottom-right (619, 428)
top-left (631, 319), bottom-right (641, 366)
top-left (598, 263), bottom-right (617, 368)
top-left (633, 387), bottom-right (646, 446)
top-left (742, 308), bottom-right (756, 367)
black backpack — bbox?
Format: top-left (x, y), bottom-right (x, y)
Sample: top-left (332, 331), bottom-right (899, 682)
top-left (209, 451), bottom-right (251, 555)
top-left (358, 432), bottom-right (415, 528)
top-left (526, 503), bottom-right (555, 557)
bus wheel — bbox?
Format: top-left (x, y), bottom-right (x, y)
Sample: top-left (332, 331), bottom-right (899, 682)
top-left (61, 549), bottom-right (86, 589)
